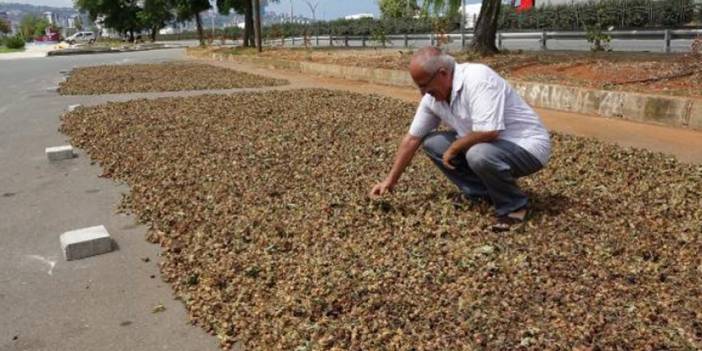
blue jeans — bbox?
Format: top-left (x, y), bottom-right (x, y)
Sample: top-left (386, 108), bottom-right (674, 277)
top-left (422, 131), bottom-right (544, 217)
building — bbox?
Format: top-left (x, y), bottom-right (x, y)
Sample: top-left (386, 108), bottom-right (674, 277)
top-left (344, 13), bottom-right (374, 20)
top-left (66, 14), bottom-right (81, 29)
top-left (43, 11), bottom-right (60, 25)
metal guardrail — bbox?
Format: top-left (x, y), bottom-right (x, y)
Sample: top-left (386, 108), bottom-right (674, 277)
top-left (265, 29), bottom-right (702, 53)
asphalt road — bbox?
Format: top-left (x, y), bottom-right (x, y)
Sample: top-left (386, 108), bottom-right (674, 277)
top-left (268, 36), bottom-right (695, 53)
top-left (161, 36), bottom-right (696, 53)
top-left (0, 49), bottom-right (221, 351)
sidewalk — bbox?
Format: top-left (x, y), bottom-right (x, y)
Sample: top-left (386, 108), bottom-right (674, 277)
top-left (0, 43), bottom-right (54, 60)
top-left (198, 56), bottom-right (702, 164)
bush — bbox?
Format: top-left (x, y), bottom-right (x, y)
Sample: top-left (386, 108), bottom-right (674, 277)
top-left (3, 35), bottom-right (25, 49)
top-left (499, 0), bottom-right (696, 31)
top-left (585, 25), bottom-right (611, 52)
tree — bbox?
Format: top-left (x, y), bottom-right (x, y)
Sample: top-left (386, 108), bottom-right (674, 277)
top-left (0, 19), bottom-right (11, 35)
top-left (254, 0), bottom-right (261, 51)
top-left (74, 16), bottom-right (84, 30)
top-left (379, 0), bottom-right (419, 19)
top-left (19, 14), bottom-right (51, 39)
top-left (169, 0), bottom-right (211, 46)
top-left (75, 0), bottom-right (143, 42)
top-left (139, 0), bottom-right (174, 41)
top-left (424, 0), bottom-right (501, 55)
top-left (217, 0), bottom-right (254, 47)
top-left (470, 0), bottom-right (501, 55)
top-left (422, 0), bottom-right (461, 18)
top-left (218, 0), bottom-right (277, 50)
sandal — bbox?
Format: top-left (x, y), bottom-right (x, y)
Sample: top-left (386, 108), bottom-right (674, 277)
top-left (491, 207), bottom-right (531, 233)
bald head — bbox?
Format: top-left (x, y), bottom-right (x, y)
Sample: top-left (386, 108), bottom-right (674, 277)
top-left (409, 47), bottom-right (456, 77)
top-left (409, 47), bottom-right (456, 102)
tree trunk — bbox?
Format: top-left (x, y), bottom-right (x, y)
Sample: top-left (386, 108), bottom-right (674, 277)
top-left (470, 0), bottom-right (501, 55)
top-left (242, 3), bottom-right (250, 47)
top-left (244, 0), bottom-right (255, 47)
top-left (151, 27), bottom-right (158, 42)
top-left (195, 12), bottom-right (205, 47)
top-left (129, 29), bottom-right (135, 43)
top-left (254, 0), bottom-right (262, 52)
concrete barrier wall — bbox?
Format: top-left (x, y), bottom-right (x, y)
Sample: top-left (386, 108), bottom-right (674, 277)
top-left (189, 48), bottom-right (702, 131)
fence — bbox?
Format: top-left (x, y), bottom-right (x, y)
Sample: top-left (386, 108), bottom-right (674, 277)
top-left (261, 29), bottom-right (702, 53)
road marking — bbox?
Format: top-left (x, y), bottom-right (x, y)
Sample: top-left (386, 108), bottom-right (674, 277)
top-left (26, 254), bottom-right (57, 275)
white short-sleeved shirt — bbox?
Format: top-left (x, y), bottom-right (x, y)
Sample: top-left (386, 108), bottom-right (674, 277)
top-left (409, 63), bottom-right (551, 166)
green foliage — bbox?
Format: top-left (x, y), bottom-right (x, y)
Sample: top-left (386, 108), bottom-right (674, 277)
top-left (139, 0), bottom-right (173, 39)
top-left (261, 17), bottom-right (442, 38)
top-left (33, 18), bottom-right (51, 37)
top-left (75, 0), bottom-right (143, 37)
top-left (168, 0), bottom-right (210, 45)
top-left (585, 25), bottom-right (611, 51)
top-left (370, 22), bottom-right (391, 47)
top-left (217, 0), bottom-right (248, 15)
top-left (422, 0), bottom-right (461, 17)
top-left (19, 14), bottom-right (47, 39)
top-left (169, 0), bottom-right (210, 22)
top-left (74, 16), bottom-right (83, 31)
top-left (499, 0), bottom-right (697, 30)
top-left (379, 0), bottom-right (419, 19)
top-left (4, 34), bottom-right (26, 49)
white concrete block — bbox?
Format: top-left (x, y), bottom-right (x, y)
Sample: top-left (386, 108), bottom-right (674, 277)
top-left (60, 225), bottom-right (114, 261)
top-left (45, 145), bottom-right (75, 161)
top-left (67, 104), bottom-right (81, 112)
top-left (46, 86), bottom-right (58, 92)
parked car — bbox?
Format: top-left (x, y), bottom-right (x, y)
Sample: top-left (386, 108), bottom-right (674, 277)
top-left (64, 31), bottom-right (96, 45)
top-left (35, 28), bottom-right (61, 43)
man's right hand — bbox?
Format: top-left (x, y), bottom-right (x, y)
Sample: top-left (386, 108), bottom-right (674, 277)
top-left (369, 179), bottom-right (395, 199)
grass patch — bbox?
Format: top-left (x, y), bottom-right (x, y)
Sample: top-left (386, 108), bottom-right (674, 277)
top-left (0, 46), bottom-right (24, 53)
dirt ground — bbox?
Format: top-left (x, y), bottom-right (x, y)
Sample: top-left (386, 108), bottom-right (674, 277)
top-left (222, 47), bottom-right (702, 98)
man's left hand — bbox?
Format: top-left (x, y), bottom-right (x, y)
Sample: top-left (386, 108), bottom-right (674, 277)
top-left (442, 147), bottom-right (460, 170)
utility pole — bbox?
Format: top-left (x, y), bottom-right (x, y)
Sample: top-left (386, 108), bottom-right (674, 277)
top-left (461, 0), bottom-right (466, 48)
top-left (254, 0), bottom-right (262, 52)
top-left (303, 0), bottom-right (319, 21)
top-left (210, 9), bottom-right (215, 38)
top-left (303, 0), bottom-right (320, 46)
top-left (290, 0), bottom-right (294, 21)
top-left (209, 0), bottom-right (215, 38)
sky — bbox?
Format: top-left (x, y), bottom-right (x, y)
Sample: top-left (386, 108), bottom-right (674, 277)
top-left (3, 0), bottom-right (483, 20)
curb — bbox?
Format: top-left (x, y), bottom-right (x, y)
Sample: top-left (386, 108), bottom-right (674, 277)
top-left (48, 45), bottom-right (188, 56)
top-left (189, 48), bottom-right (702, 131)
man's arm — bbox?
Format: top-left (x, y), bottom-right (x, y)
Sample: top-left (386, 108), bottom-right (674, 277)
top-left (369, 133), bottom-right (423, 198)
top-left (442, 131), bottom-right (499, 170)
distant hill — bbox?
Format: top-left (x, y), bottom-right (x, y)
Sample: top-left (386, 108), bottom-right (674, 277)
top-left (0, 2), bottom-right (73, 12)
top-left (0, 2), bottom-right (78, 25)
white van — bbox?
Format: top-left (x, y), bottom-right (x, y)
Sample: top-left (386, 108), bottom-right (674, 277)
top-left (65, 31), bottom-right (96, 45)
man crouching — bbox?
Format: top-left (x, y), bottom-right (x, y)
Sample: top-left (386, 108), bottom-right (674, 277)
top-left (369, 47), bottom-right (551, 232)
